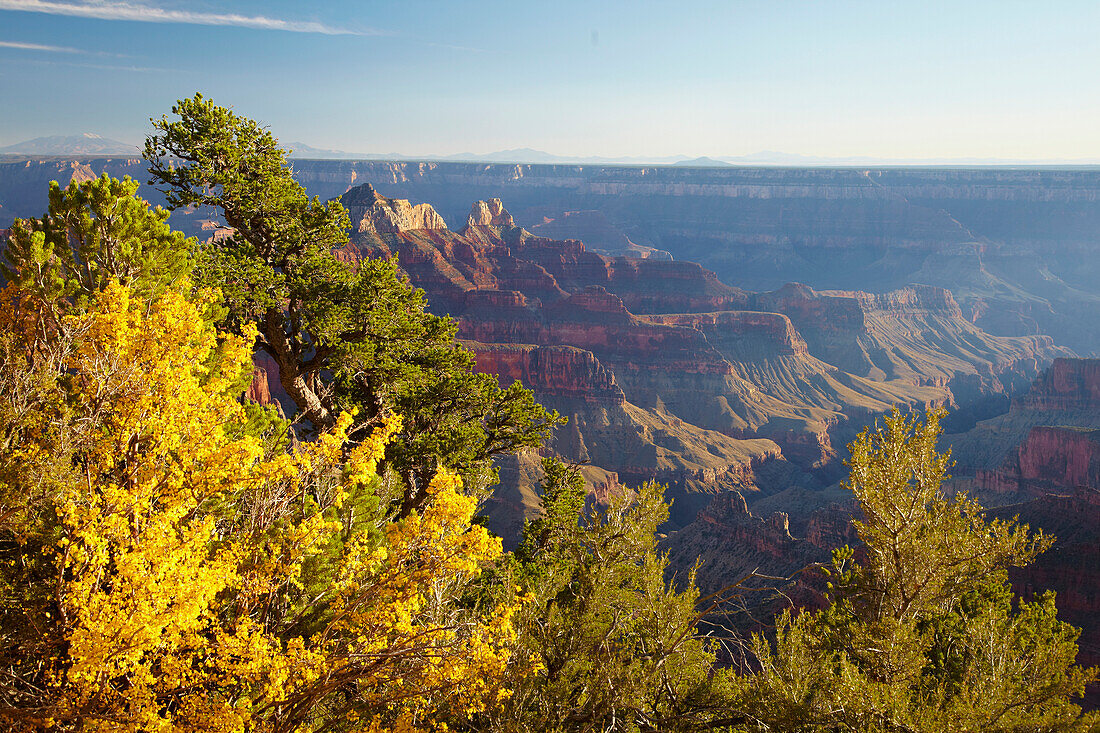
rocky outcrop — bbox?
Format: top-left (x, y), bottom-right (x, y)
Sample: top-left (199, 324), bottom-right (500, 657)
top-left (460, 286), bottom-right (742, 380)
top-left (1019, 427), bottom-right (1100, 488)
top-left (247, 367), bottom-right (273, 407)
top-left (646, 311), bottom-right (811, 359)
top-left (463, 340), bottom-right (790, 528)
top-left (246, 351), bottom-right (293, 414)
top-left (466, 197), bottom-right (515, 228)
top-left (465, 342), bottom-right (625, 406)
top-left (340, 183), bottom-right (447, 236)
top-left (1015, 358), bottom-right (1100, 411)
top-left (602, 258), bottom-right (750, 314)
top-left (663, 490), bottom-right (829, 603)
top-left (978, 427), bottom-right (1100, 496)
top-left (950, 358), bottom-right (1100, 475)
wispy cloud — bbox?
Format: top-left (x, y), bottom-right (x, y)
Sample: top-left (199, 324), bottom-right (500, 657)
top-left (0, 38), bottom-right (129, 56)
top-left (0, 39), bottom-right (84, 52)
top-left (425, 41), bottom-right (487, 54)
top-left (0, 0), bottom-right (375, 35)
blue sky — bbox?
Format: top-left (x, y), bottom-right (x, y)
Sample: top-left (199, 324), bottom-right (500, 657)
top-left (0, 0), bottom-right (1098, 160)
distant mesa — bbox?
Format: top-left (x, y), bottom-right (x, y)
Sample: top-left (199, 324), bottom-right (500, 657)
top-left (672, 156), bottom-right (734, 167)
top-left (0, 133), bottom-right (139, 156)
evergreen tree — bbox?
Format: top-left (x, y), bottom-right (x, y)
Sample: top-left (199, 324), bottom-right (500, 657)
top-left (496, 458), bottom-right (731, 732)
top-left (736, 408), bottom-right (1099, 732)
top-left (144, 94), bottom-right (560, 514)
top-left (2, 173), bottom-right (193, 322)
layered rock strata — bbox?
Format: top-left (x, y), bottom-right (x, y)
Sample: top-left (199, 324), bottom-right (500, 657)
top-left (337, 184), bottom-right (1060, 534)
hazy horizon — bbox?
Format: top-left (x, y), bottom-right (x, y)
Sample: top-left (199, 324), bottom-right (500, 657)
top-left (2, 1), bottom-right (1098, 161)
top-left (6, 136), bottom-right (1100, 167)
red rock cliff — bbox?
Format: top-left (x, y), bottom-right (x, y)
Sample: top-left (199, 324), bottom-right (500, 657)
top-left (979, 426), bottom-right (1100, 496)
top-left (465, 341), bottom-right (626, 406)
top-left (1016, 358), bottom-right (1100, 411)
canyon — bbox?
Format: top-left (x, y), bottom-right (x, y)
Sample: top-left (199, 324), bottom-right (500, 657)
top-left (334, 182), bottom-right (1099, 686)
top-left (334, 182), bottom-right (1064, 533)
top-left (3, 162), bottom-right (1093, 483)
top-left (5, 158), bottom-right (1100, 354)
top-left (4, 157), bottom-right (1098, 685)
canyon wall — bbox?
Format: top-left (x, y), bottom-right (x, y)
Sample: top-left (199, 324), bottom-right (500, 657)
top-left (336, 185), bottom-right (1063, 535)
top-left (7, 158), bottom-right (1099, 351)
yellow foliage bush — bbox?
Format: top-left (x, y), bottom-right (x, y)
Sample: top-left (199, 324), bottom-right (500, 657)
top-left (0, 281), bottom-right (520, 732)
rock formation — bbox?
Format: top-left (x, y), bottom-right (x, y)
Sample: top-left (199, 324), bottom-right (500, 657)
top-left (334, 183), bottom-right (1064, 537)
top-left (1015, 358), bottom-right (1100, 411)
top-left (467, 197), bottom-right (514, 228)
top-left (949, 358), bottom-right (1100, 475)
top-left (661, 490), bottom-right (836, 628)
top-left (341, 182), bottom-right (447, 236)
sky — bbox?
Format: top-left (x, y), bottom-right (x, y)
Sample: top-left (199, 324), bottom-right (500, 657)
top-left (1, 0), bottom-right (1099, 161)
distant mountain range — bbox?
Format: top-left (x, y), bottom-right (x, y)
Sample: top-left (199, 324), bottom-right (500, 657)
top-left (282, 144), bottom-right (694, 165)
top-left (282, 144), bottom-right (1100, 167)
top-left (3, 135), bottom-right (1099, 167)
top-left (0, 134), bottom-right (139, 156)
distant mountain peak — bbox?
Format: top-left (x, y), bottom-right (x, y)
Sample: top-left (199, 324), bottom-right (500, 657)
top-left (0, 134), bottom-right (138, 156)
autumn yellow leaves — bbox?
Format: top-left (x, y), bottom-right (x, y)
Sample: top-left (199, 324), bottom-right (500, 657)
top-left (0, 278), bottom-right (520, 731)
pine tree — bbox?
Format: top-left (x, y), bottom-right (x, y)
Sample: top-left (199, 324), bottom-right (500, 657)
top-left (497, 459), bottom-right (731, 732)
top-left (736, 408), bottom-right (1099, 732)
top-left (2, 173), bottom-right (193, 320)
top-left (145, 94), bottom-right (561, 513)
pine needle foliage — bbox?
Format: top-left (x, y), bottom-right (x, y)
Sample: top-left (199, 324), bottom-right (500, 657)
top-left (496, 459), bottom-right (732, 732)
top-left (144, 94), bottom-right (561, 514)
top-left (736, 408), bottom-right (1099, 732)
